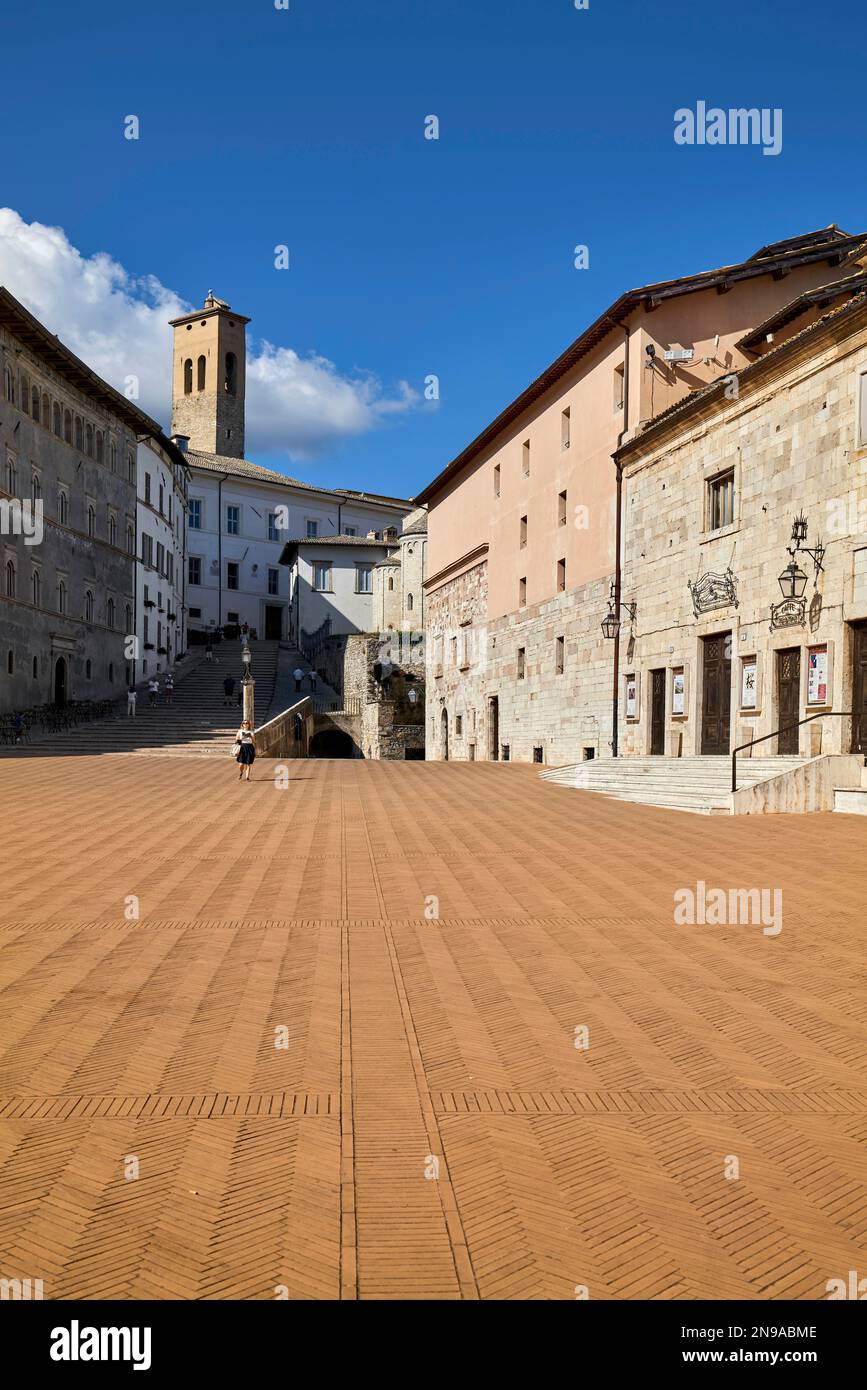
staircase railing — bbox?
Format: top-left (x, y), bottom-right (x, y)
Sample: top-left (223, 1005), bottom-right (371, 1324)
top-left (732, 712), bottom-right (860, 793)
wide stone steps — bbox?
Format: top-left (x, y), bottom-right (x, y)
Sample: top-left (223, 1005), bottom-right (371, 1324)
top-left (541, 756), bottom-right (809, 815)
top-left (833, 766), bottom-right (867, 815)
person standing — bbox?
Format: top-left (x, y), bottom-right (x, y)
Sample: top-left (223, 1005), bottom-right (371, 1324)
top-left (127, 688), bottom-right (137, 718)
top-left (164, 674), bottom-right (174, 705)
top-left (308, 670), bottom-right (318, 695)
top-left (223, 675), bottom-right (236, 706)
top-left (293, 666), bottom-right (304, 693)
top-left (234, 720), bottom-right (257, 782)
top-left (148, 677), bottom-right (159, 708)
top-left (205, 642), bottom-right (214, 663)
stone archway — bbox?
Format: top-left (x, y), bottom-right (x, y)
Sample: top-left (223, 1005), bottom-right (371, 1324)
top-left (309, 728), bottom-right (355, 759)
top-left (54, 656), bottom-right (67, 706)
top-left (441, 707), bottom-right (449, 761)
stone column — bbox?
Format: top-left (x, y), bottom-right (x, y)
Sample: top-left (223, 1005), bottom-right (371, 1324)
top-left (243, 678), bottom-right (255, 727)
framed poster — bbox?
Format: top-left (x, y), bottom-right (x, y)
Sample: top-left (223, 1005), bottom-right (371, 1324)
top-left (807, 645), bottom-right (828, 705)
top-left (741, 657), bottom-right (757, 710)
top-left (672, 668), bottom-right (685, 716)
top-left (625, 675), bottom-right (637, 720)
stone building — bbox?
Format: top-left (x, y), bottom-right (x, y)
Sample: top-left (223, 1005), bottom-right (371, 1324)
top-left (170, 294), bottom-right (414, 640)
top-left (616, 286), bottom-right (867, 762)
top-left (371, 506), bottom-right (427, 631)
top-left (134, 435), bottom-right (191, 684)
top-left (415, 226), bottom-right (867, 763)
top-left (0, 287), bottom-right (163, 714)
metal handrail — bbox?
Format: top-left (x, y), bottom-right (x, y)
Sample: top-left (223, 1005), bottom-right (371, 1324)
top-left (731, 711), bottom-right (860, 793)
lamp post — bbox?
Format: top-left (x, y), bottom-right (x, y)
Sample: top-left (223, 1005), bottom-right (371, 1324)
top-left (777, 512), bottom-right (824, 600)
top-left (241, 642), bottom-right (255, 726)
top-left (602, 583), bottom-right (637, 758)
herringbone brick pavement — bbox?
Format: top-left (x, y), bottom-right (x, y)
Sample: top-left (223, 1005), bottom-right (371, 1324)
top-left (0, 754), bottom-right (865, 1299)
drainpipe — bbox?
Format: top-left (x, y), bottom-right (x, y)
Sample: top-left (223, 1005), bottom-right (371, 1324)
top-left (611, 323), bottom-right (631, 758)
top-left (216, 472), bottom-right (228, 634)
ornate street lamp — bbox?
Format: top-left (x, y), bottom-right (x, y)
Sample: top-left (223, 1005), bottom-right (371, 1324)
top-left (778, 557), bottom-right (808, 600)
top-left (601, 583), bottom-right (637, 640)
top-left (778, 513), bottom-right (825, 598)
top-left (241, 643), bottom-right (253, 681)
top-left (241, 642), bottom-right (254, 726)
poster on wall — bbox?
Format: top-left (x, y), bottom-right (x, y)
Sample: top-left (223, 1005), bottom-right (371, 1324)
top-left (808, 645), bottom-right (828, 705)
top-left (672, 669), bottom-right (685, 716)
top-left (741, 658), bottom-right (757, 710)
top-left (625, 676), bottom-right (637, 719)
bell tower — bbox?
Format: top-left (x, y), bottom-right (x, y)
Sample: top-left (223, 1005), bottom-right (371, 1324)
top-left (169, 293), bottom-right (250, 458)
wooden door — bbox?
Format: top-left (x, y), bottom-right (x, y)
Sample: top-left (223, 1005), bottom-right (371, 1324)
top-left (853, 624), bottom-right (867, 754)
top-left (650, 669), bottom-right (666, 755)
top-left (777, 648), bottom-right (801, 754)
top-left (701, 634), bottom-right (731, 755)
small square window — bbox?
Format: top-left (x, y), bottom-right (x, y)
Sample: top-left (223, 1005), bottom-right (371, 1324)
top-left (561, 408), bottom-right (571, 450)
top-left (519, 515), bottom-right (527, 549)
top-left (522, 440), bottom-right (530, 476)
top-left (555, 635), bottom-right (564, 674)
top-left (707, 470), bottom-right (735, 530)
top-left (517, 647), bottom-right (525, 679)
top-left (519, 576), bottom-right (527, 607)
top-left (557, 558), bottom-right (566, 592)
top-left (558, 490), bottom-right (567, 526)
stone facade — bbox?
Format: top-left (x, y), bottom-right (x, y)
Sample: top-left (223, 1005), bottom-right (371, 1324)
top-left (134, 437), bottom-right (190, 682)
top-left (617, 293), bottom-right (867, 761)
top-left (0, 289), bottom-right (146, 714)
top-left (312, 628), bottom-right (425, 758)
top-left (169, 295), bottom-right (250, 460)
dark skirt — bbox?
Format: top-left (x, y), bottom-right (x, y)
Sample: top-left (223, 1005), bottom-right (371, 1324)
top-left (238, 743), bottom-right (256, 765)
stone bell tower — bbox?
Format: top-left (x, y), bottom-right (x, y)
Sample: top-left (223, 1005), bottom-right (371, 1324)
top-left (169, 293), bottom-right (250, 458)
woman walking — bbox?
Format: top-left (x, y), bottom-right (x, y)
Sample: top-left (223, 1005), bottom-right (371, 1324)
top-left (234, 719), bottom-right (257, 782)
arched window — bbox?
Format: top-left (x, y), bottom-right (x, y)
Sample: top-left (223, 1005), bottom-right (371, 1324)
top-left (125, 603), bottom-right (132, 633)
top-left (3, 365), bottom-right (14, 403)
top-left (31, 569), bottom-right (40, 606)
top-left (31, 472), bottom-right (41, 503)
top-left (126, 523), bottom-right (134, 554)
top-left (109, 515), bottom-right (117, 547)
top-left (57, 579), bottom-right (66, 614)
top-left (197, 355), bottom-right (206, 391)
top-left (20, 374), bottom-right (29, 408)
top-left (108, 662), bottom-right (114, 683)
top-left (64, 410), bottom-right (72, 444)
top-left (5, 560), bottom-right (16, 598)
top-left (42, 392), bottom-right (50, 428)
top-left (74, 417), bottom-right (83, 450)
top-left (85, 658), bottom-right (92, 679)
top-left (58, 489), bottom-right (68, 525)
top-left (32, 655), bottom-right (38, 679)
top-left (87, 505), bottom-right (95, 537)
top-left (86, 424), bottom-right (94, 457)
top-left (6, 650), bottom-right (12, 675)
top-left (31, 386), bottom-right (40, 419)
top-left (95, 431), bottom-right (104, 463)
top-left (84, 590), bottom-right (94, 622)
top-left (388, 576), bottom-right (394, 591)
top-left (183, 358), bottom-right (193, 394)
top-left (224, 352), bottom-right (237, 395)
top-left (5, 458), bottom-right (16, 494)
top-left (107, 597), bottom-right (115, 628)
top-left (110, 441), bottom-right (117, 472)
top-left (406, 592), bottom-right (414, 611)
top-left (53, 402), bottom-right (62, 436)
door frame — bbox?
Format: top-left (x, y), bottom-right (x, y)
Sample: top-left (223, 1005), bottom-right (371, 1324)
top-left (699, 631), bottom-right (732, 756)
top-left (649, 667), bottom-right (666, 755)
top-left (776, 645), bottom-right (802, 755)
top-left (851, 621), bottom-right (867, 754)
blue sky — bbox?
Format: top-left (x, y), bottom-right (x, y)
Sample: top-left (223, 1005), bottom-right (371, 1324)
top-left (1, 0), bottom-right (864, 499)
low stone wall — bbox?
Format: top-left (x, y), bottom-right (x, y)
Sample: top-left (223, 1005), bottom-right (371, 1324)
top-left (255, 697), bottom-right (314, 759)
top-left (732, 754), bottom-right (863, 815)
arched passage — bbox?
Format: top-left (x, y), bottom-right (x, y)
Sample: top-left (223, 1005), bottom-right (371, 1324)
top-left (54, 656), bottom-right (67, 706)
top-left (441, 708), bottom-right (449, 761)
top-left (309, 728), bottom-right (355, 759)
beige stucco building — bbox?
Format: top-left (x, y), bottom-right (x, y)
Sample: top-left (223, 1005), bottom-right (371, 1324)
top-left (416, 226), bottom-right (867, 763)
top-left (616, 286), bottom-right (867, 764)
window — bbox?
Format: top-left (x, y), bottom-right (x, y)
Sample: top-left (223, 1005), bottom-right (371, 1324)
top-left (226, 505), bottom-right (240, 535)
top-left (159, 482), bottom-right (164, 515)
top-left (74, 417), bottom-right (83, 450)
top-left (109, 514), bottom-right (117, 547)
top-left (356, 564), bottom-right (373, 593)
top-left (31, 569), bottom-right (41, 607)
top-left (31, 472), bottom-right (41, 503)
top-left (519, 515), bottom-right (527, 549)
top-left (156, 542), bottom-right (164, 575)
top-left (494, 463), bottom-right (500, 497)
top-left (197, 355), bottom-right (206, 391)
top-left (556, 635), bottom-right (564, 674)
top-left (343, 525), bottom-right (357, 537)
top-left (141, 534), bottom-right (154, 567)
top-left (189, 498), bottom-right (202, 529)
top-left (613, 362), bottom-right (625, 411)
top-left (126, 523), bottom-right (134, 554)
top-left (225, 352), bottom-right (237, 394)
top-left (306, 519), bottom-right (319, 538)
top-left (267, 567), bottom-right (279, 596)
top-left (455, 714), bottom-right (463, 736)
top-left (84, 590), bottom-right (94, 622)
top-left (20, 375), bottom-right (29, 409)
top-left (86, 659), bottom-right (92, 679)
top-left (557, 557), bottom-right (566, 592)
top-left (3, 365), bottom-right (14, 403)
top-left (522, 440), bottom-right (530, 476)
top-left (561, 407), bottom-right (571, 450)
top-left (313, 561), bottom-right (332, 591)
top-left (519, 576), bottom-right (527, 607)
top-left (558, 490), bottom-right (567, 526)
top-left (6, 650), bottom-right (12, 675)
top-left (407, 592), bottom-right (414, 612)
top-left (64, 409), bottom-right (72, 444)
top-left (388, 576), bottom-right (394, 590)
top-left (86, 423), bottom-right (94, 457)
top-left (125, 604), bottom-right (132, 633)
top-left (708, 469), bottom-right (735, 530)
top-left (95, 431), bottom-right (104, 463)
top-left (5, 458), bottom-right (16, 494)
top-left (31, 386), bottom-right (40, 420)
top-left (517, 647), bottom-right (525, 679)
top-left (110, 441), bottom-right (117, 472)
top-left (267, 512), bottom-right (279, 542)
top-left (107, 597), bottom-right (115, 628)
top-left (57, 578), bottom-right (66, 614)
top-left (144, 473), bottom-right (152, 504)
top-left (184, 358), bottom-right (193, 394)
top-left (41, 393), bottom-right (50, 428)
top-left (859, 369), bottom-right (867, 447)
top-left (87, 505), bottom-right (96, 538)
top-left (53, 403), bottom-right (62, 436)
top-left (32, 655), bottom-right (38, 679)
top-left (128, 452), bottom-right (136, 484)
top-left (5, 559), bottom-right (16, 598)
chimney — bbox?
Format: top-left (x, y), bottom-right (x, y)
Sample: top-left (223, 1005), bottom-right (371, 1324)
top-left (171, 434), bottom-right (190, 454)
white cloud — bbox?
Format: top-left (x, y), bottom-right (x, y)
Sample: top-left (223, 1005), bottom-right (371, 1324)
top-left (0, 208), bottom-right (416, 460)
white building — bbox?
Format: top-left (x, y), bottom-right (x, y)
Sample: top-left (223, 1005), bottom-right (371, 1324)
top-left (279, 533), bottom-right (401, 645)
top-left (134, 435), bottom-right (190, 682)
top-left (167, 293), bottom-right (414, 641)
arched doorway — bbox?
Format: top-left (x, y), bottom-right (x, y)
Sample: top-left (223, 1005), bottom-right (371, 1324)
top-left (441, 708), bottom-right (449, 761)
top-left (54, 657), bottom-right (67, 706)
top-left (309, 728), bottom-right (355, 759)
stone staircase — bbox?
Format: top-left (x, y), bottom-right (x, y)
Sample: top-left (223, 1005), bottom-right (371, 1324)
top-left (3, 641), bottom-right (281, 759)
top-left (541, 755), bottom-right (809, 815)
top-left (267, 643), bottom-right (344, 721)
top-left (833, 764), bottom-right (867, 815)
